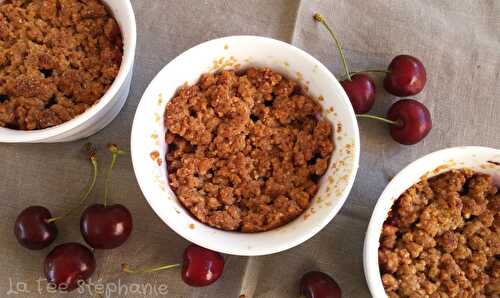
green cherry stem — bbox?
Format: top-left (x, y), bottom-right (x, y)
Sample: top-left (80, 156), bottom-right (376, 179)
top-left (103, 144), bottom-right (125, 207)
top-left (340, 70), bottom-right (390, 81)
top-left (356, 114), bottom-right (401, 126)
top-left (343, 69), bottom-right (390, 80)
top-left (47, 144), bottom-right (98, 223)
top-left (313, 13), bottom-right (351, 81)
top-left (121, 263), bottom-right (181, 274)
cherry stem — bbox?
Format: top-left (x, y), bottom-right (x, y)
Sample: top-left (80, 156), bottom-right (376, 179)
top-left (356, 114), bottom-right (401, 126)
top-left (121, 263), bottom-right (181, 274)
top-left (47, 143), bottom-right (98, 223)
top-left (313, 13), bottom-right (351, 81)
top-left (104, 144), bottom-right (125, 207)
top-left (343, 69), bottom-right (390, 79)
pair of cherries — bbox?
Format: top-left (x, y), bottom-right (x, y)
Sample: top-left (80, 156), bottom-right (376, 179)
top-left (314, 13), bottom-right (432, 145)
top-left (124, 252), bottom-right (336, 293)
top-left (43, 243), bottom-right (225, 291)
top-left (124, 257), bottom-right (332, 294)
top-left (14, 144), bottom-right (133, 291)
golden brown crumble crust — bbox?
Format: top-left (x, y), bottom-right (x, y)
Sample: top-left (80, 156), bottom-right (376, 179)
top-left (379, 169), bottom-right (500, 297)
top-left (165, 68), bottom-right (335, 232)
top-left (0, 0), bottom-right (122, 130)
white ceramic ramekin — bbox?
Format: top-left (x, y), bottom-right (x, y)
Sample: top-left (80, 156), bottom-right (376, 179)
top-left (364, 146), bottom-right (500, 297)
top-left (131, 36), bottom-right (360, 256)
top-left (0, 0), bottom-right (136, 143)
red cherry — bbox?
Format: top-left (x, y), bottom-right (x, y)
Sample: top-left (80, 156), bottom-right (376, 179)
top-left (182, 244), bottom-right (224, 287)
top-left (340, 74), bottom-right (376, 114)
top-left (80, 144), bottom-right (131, 249)
top-left (122, 244), bottom-right (225, 287)
top-left (80, 204), bottom-right (133, 249)
top-left (14, 206), bottom-right (57, 250)
top-left (384, 55), bottom-right (426, 96)
top-left (44, 243), bottom-right (96, 291)
top-left (300, 271), bottom-right (342, 298)
top-left (387, 99), bottom-right (432, 145)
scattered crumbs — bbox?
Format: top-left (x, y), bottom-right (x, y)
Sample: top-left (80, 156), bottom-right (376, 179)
top-left (189, 223), bottom-right (195, 229)
top-left (157, 97), bottom-right (163, 106)
top-left (318, 96), bottom-right (324, 102)
top-left (303, 212), bottom-right (311, 220)
top-left (156, 158), bottom-right (162, 166)
top-left (316, 196), bottom-right (322, 203)
top-left (175, 209), bottom-right (180, 214)
top-left (334, 112), bottom-right (338, 116)
top-left (244, 58), bottom-right (251, 63)
top-left (326, 186), bottom-right (331, 193)
top-left (488, 160), bottom-right (500, 166)
top-left (329, 107), bottom-right (334, 112)
top-left (150, 132), bottom-right (158, 140)
top-left (212, 59), bottom-right (219, 69)
top-left (306, 81), bottom-right (310, 85)
top-left (211, 56), bottom-right (239, 71)
top-left (296, 71), bottom-right (304, 81)
top-left (310, 207), bottom-right (316, 214)
top-left (328, 176), bottom-right (334, 183)
top-left (150, 150), bottom-right (160, 161)
top-left (325, 202), bottom-right (332, 206)
top-left (313, 64), bottom-right (318, 73)
top-left (345, 146), bottom-right (352, 155)
top-left (336, 123), bottom-right (342, 133)
top-left (284, 61), bottom-right (290, 67)
top-left (224, 44), bottom-right (229, 50)
top-left (154, 113), bottom-right (161, 123)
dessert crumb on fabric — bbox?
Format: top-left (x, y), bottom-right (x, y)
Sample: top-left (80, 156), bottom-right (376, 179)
top-left (165, 67), bottom-right (335, 232)
top-left (379, 169), bottom-right (500, 297)
top-left (0, 0), bottom-right (123, 130)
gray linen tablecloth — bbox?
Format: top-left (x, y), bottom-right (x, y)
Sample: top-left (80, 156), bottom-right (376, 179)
top-left (1, 0), bottom-right (498, 297)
